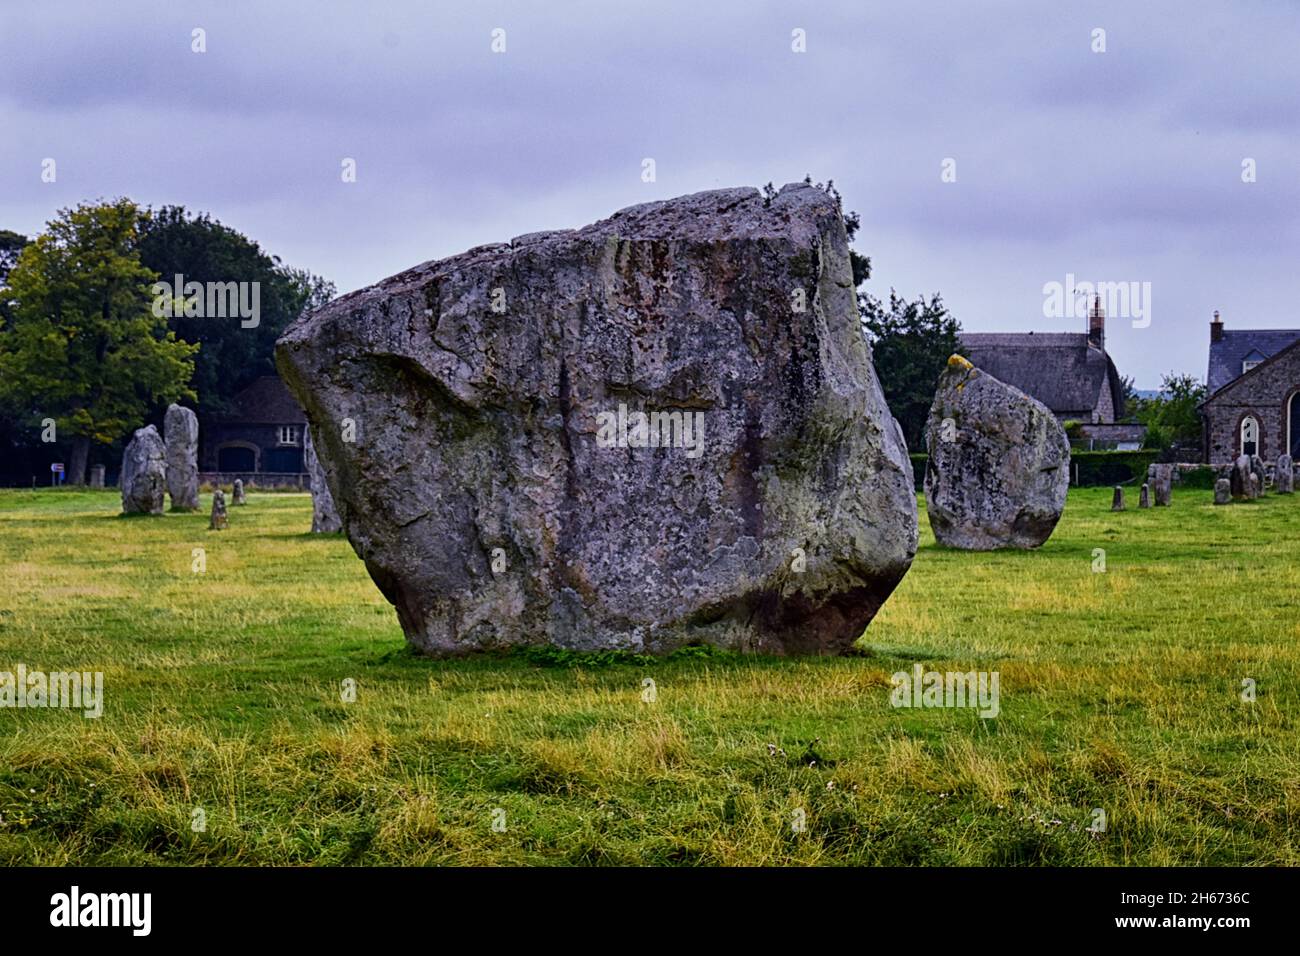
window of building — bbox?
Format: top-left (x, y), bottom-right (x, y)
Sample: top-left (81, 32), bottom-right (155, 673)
top-left (1289, 392), bottom-right (1300, 459)
top-left (278, 425), bottom-right (300, 446)
top-left (1243, 359), bottom-right (1262, 374)
top-left (1241, 416), bottom-right (1259, 457)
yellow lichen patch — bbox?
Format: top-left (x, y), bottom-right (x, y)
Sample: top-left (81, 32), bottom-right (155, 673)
top-left (947, 354), bottom-right (973, 370)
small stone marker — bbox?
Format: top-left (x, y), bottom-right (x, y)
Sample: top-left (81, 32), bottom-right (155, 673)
top-left (1150, 463), bottom-right (1173, 507)
top-left (1139, 483), bottom-right (1150, 508)
top-left (233, 478), bottom-right (246, 505)
top-left (209, 489), bottom-right (229, 530)
top-left (1214, 478), bottom-right (1231, 505)
top-left (1249, 473), bottom-right (1261, 500)
top-left (88, 465), bottom-right (105, 488)
top-left (1250, 455), bottom-right (1267, 496)
top-left (1111, 485), bottom-right (1124, 511)
top-left (1277, 454), bottom-right (1294, 494)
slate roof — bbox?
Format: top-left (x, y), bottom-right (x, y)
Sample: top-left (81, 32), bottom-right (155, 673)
top-left (1206, 329), bottom-right (1300, 394)
top-left (219, 375), bottom-right (306, 425)
top-left (959, 332), bottom-right (1125, 418)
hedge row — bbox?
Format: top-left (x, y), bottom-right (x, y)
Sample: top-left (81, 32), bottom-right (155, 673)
top-left (908, 450), bottom-right (1163, 490)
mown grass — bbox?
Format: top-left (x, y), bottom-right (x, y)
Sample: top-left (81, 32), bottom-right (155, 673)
top-left (0, 486), bottom-right (1297, 865)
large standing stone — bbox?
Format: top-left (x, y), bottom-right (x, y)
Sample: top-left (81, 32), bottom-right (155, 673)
top-left (1149, 463), bottom-right (1173, 507)
top-left (120, 425), bottom-right (167, 515)
top-left (1230, 455), bottom-right (1251, 499)
top-left (1111, 486), bottom-right (1124, 511)
top-left (163, 404), bottom-right (200, 511)
top-left (303, 427), bottom-right (342, 534)
top-left (209, 489), bottom-right (228, 530)
top-left (923, 355), bottom-right (1069, 550)
top-left (1277, 454), bottom-right (1294, 494)
top-left (276, 184), bottom-right (918, 656)
top-left (232, 478), bottom-right (246, 506)
top-left (1214, 478), bottom-right (1232, 505)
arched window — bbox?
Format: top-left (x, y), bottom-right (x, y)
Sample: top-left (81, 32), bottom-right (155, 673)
top-left (1241, 416), bottom-right (1259, 457)
top-left (1289, 392), bottom-right (1300, 459)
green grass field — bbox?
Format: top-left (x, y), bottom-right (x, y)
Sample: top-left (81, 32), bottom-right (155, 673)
top-left (1, 486), bottom-right (1297, 865)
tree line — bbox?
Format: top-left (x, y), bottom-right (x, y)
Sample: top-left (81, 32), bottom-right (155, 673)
top-left (0, 200), bottom-right (334, 485)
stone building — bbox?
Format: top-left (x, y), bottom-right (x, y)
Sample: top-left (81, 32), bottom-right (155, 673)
top-left (1200, 311), bottom-right (1300, 464)
top-left (199, 375), bottom-right (308, 480)
top-left (959, 298), bottom-right (1138, 446)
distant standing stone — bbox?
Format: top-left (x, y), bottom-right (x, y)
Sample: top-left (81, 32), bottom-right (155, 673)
top-left (1139, 483), bottom-right (1150, 508)
top-left (232, 478), bottom-right (246, 505)
top-left (1214, 478), bottom-right (1232, 505)
top-left (1111, 486), bottom-right (1124, 511)
top-left (121, 425), bottom-right (167, 515)
top-left (924, 355), bottom-right (1070, 549)
top-left (1149, 463), bottom-right (1173, 507)
top-left (1230, 455), bottom-right (1251, 499)
top-left (1277, 454), bottom-right (1294, 494)
top-left (303, 426), bottom-right (342, 533)
top-left (88, 465), bottom-right (105, 489)
top-left (209, 489), bottom-right (229, 530)
top-left (1249, 473), bottom-right (1261, 500)
top-left (1250, 455), bottom-right (1267, 495)
top-left (163, 404), bottom-right (200, 511)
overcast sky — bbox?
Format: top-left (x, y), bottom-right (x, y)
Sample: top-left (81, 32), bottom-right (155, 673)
top-left (4, 0), bottom-right (1298, 387)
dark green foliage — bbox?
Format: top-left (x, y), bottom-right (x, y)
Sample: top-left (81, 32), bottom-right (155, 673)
top-left (860, 291), bottom-right (964, 451)
top-left (1068, 450), bottom-right (1162, 486)
top-left (136, 206), bottom-right (335, 417)
top-left (1129, 373), bottom-right (1207, 451)
top-left (912, 449), bottom-right (1164, 488)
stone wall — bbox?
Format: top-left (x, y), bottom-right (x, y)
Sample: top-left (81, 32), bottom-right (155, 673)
top-left (1202, 345), bottom-right (1300, 464)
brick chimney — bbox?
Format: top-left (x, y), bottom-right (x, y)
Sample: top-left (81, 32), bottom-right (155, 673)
top-left (1087, 294), bottom-right (1104, 351)
top-left (1211, 309), bottom-right (1224, 343)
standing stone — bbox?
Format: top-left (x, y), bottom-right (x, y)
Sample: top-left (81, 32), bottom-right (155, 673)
top-left (1230, 455), bottom-right (1251, 499)
top-left (1139, 483), bottom-right (1151, 508)
top-left (163, 404), bottom-right (200, 511)
top-left (1276, 454), bottom-right (1294, 494)
top-left (209, 489), bottom-right (229, 530)
top-left (1111, 486), bottom-right (1124, 511)
top-left (1214, 478), bottom-right (1232, 505)
top-left (88, 465), bottom-right (105, 488)
top-left (1250, 454), bottom-right (1267, 495)
top-left (1249, 473), bottom-right (1261, 499)
top-left (120, 425), bottom-right (167, 515)
top-left (924, 355), bottom-right (1069, 550)
top-left (303, 427), bottom-right (342, 534)
top-left (1150, 463), bottom-right (1173, 507)
top-left (232, 478), bottom-right (246, 505)
top-left (277, 184), bottom-right (919, 656)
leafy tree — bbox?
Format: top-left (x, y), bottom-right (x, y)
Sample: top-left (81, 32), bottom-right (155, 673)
top-left (859, 290), bottom-right (964, 451)
top-left (1135, 373), bottom-right (1206, 451)
top-left (135, 206), bottom-right (334, 416)
top-left (0, 200), bottom-right (197, 484)
top-left (0, 229), bottom-right (29, 328)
